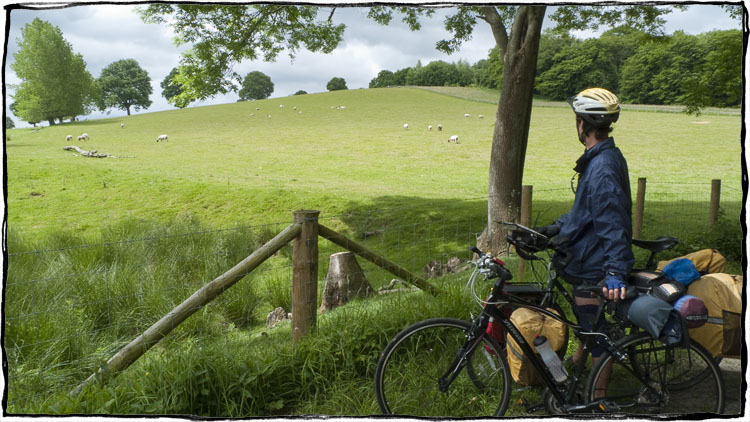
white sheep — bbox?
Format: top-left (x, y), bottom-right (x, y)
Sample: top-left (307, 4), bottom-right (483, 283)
top-left (279, 104), bottom-right (284, 108)
top-left (256, 107), bottom-right (260, 110)
top-left (66, 135), bottom-right (73, 141)
top-left (448, 135), bottom-right (459, 143)
top-left (403, 123), bottom-right (409, 130)
top-left (77, 133), bottom-right (89, 141)
top-left (156, 134), bottom-right (168, 142)
top-left (464, 113), bottom-right (470, 118)
top-left (428, 125), bottom-right (433, 131)
top-left (293, 106), bottom-right (297, 110)
top-left (121, 123), bottom-right (125, 128)
top-left (478, 114), bottom-right (484, 119)
top-left (438, 124), bottom-right (443, 131)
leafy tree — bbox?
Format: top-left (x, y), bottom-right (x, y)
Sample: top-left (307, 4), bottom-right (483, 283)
top-left (5, 116), bottom-right (15, 129)
top-left (239, 71), bottom-right (274, 100)
top-left (369, 70), bottom-right (396, 88)
top-left (98, 59), bottom-right (153, 115)
top-left (140, 4), bottom-right (681, 253)
top-left (293, 90), bottom-right (308, 95)
top-left (11, 18), bottom-right (97, 125)
top-left (161, 67), bottom-right (191, 108)
top-left (139, 5), bottom-right (345, 105)
top-left (326, 77), bottom-right (347, 91)
top-left (682, 30), bottom-right (742, 113)
top-left (9, 101), bottom-right (39, 127)
top-left (409, 60), bottom-right (461, 86)
top-left (393, 67), bottom-right (412, 86)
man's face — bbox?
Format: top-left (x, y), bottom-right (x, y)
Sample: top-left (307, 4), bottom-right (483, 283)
top-left (576, 118), bottom-right (586, 145)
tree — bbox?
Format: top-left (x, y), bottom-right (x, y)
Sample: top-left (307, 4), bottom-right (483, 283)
top-left (326, 77), bottom-right (347, 91)
top-left (140, 4), bottom-right (683, 253)
top-left (293, 90), bottom-right (308, 95)
top-left (161, 67), bottom-right (191, 108)
top-left (11, 18), bottom-right (97, 125)
top-left (369, 70), bottom-right (396, 88)
top-left (239, 71), bottom-right (274, 100)
top-left (5, 116), bottom-right (15, 129)
top-left (98, 59), bottom-right (152, 115)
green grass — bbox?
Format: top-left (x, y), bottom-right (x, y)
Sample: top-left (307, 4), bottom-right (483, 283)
top-left (4, 87), bottom-right (743, 416)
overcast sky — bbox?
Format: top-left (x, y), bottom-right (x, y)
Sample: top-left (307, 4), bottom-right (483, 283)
top-left (2, 2), bottom-right (742, 127)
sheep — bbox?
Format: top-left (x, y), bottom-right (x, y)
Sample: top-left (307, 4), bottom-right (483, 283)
top-left (478, 114), bottom-right (484, 119)
top-left (438, 124), bottom-right (443, 131)
top-left (121, 123), bottom-right (125, 128)
top-left (293, 106), bottom-right (297, 110)
top-left (77, 133), bottom-right (89, 141)
top-left (66, 135), bottom-right (73, 142)
top-left (428, 125), bottom-right (433, 131)
top-left (279, 104), bottom-right (284, 108)
top-left (403, 123), bottom-right (409, 130)
top-left (464, 113), bottom-right (470, 118)
top-left (156, 134), bottom-right (168, 142)
top-left (256, 107), bottom-right (260, 110)
top-left (448, 135), bottom-right (459, 143)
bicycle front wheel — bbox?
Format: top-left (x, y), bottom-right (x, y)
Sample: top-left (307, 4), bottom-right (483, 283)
top-left (374, 318), bottom-right (512, 417)
top-left (586, 332), bottom-right (724, 415)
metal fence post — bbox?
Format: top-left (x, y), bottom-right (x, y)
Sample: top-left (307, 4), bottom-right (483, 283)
top-left (634, 178), bottom-right (647, 239)
top-left (292, 210), bottom-right (320, 341)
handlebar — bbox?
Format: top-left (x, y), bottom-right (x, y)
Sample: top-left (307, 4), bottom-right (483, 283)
top-left (470, 246), bottom-right (513, 282)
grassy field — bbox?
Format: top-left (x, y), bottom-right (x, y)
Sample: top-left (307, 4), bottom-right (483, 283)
top-left (3, 87), bottom-right (744, 416)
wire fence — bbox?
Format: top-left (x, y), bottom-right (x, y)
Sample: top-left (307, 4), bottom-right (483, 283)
top-left (3, 179), bottom-right (744, 410)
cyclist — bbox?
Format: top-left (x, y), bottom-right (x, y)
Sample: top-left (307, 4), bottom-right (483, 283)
top-left (535, 87), bottom-right (634, 395)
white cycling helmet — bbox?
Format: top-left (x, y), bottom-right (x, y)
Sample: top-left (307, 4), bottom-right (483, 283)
top-left (568, 87), bottom-right (620, 127)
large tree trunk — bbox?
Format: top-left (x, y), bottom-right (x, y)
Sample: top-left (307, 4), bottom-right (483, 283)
top-left (478, 6), bottom-right (546, 255)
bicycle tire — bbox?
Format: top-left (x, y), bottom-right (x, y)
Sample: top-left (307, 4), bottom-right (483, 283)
top-left (374, 318), bottom-right (512, 417)
top-left (585, 332), bottom-right (725, 415)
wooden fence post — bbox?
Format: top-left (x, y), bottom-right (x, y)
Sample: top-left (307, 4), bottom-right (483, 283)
top-left (517, 185), bottom-right (533, 281)
top-left (292, 210), bottom-right (320, 341)
top-left (633, 177), bottom-right (647, 239)
top-left (709, 179), bottom-right (721, 225)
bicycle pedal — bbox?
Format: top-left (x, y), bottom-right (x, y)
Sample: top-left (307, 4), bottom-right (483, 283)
top-left (597, 400), bottom-right (621, 413)
top-left (519, 397), bottom-right (544, 413)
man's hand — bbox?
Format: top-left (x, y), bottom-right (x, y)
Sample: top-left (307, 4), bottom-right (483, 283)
top-left (602, 273), bottom-right (626, 301)
top-left (534, 224), bottom-right (560, 238)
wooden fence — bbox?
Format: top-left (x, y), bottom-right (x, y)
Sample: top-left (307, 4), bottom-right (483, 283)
top-left (71, 209), bottom-right (439, 396)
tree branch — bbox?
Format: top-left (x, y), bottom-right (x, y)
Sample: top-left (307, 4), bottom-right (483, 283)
top-left (482, 6), bottom-right (508, 53)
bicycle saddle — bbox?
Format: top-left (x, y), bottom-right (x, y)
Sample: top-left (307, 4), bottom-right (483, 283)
top-left (632, 236), bottom-right (678, 254)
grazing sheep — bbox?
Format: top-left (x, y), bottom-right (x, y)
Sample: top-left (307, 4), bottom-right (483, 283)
top-left (448, 135), bottom-right (459, 143)
top-left (77, 133), bottom-right (89, 141)
top-left (464, 113), bottom-right (470, 118)
top-left (267, 114), bottom-right (272, 118)
top-left (256, 107), bottom-right (260, 110)
top-left (293, 106), bottom-right (297, 110)
top-left (121, 123), bottom-right (125, 128)
top-left (156, 134), bottom-right (168, 142)
top-left (280, 104), bottom-right (284, 108)
top-left (403, 123), bottom-right (409, 130)
top-left (438, 124), bottom-right (443, 131)
top-left (66, 135), bottom-right (73, 141)
top-left (428, 125), bottom-right (433, 131)
top-left (478, 114), bottom-right (484, 119)
top-left (250, 113), bottom-right (255, 116)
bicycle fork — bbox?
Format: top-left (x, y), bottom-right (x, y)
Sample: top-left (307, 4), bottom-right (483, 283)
top-left (437, 329), bottom-right (485, 392)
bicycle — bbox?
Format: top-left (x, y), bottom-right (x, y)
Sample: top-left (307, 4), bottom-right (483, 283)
top-left (373, 225), bottom-right (724, 417)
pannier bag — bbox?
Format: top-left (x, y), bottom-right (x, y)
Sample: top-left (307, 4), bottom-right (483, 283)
top-left (506, 307), bottom-right (566, 385)
top-left (673, 294), bottom-right (708, 328)
top-left (652, 280), bottom-right (687, 303)
top-left (657, 249), bottom-right (727, 275)
top-left (686, 273), bottom-right (742, 358)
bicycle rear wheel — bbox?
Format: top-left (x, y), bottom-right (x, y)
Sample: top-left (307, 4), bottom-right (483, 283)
top-left (374, 318), bottom-right (511, 417)
top-left (585, 332), bottom-right (724, 415)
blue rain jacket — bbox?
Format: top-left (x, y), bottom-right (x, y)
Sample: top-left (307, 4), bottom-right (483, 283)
top-left (555, 138), bottom-right (635, 281)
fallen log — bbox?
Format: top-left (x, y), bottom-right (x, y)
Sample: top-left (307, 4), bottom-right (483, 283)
top-left (63, 145), bottom-right (133, 158)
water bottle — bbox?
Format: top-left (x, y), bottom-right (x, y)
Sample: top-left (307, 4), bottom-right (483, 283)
top-left (534, 335), bottom-right (568, 383)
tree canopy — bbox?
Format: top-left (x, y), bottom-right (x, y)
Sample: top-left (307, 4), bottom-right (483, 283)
top-left (11, 18), bottom-right (97, 125)
top-left (239, 71), bottom-right (274, 100)
top-left (139, 4), bottom-right (344, 105)
top-left (161, 67), bottom-right (191, 108)
top-left (326, 77), bottom-right (347, 91)
top-left (98, 59), bottom-right (153, 115)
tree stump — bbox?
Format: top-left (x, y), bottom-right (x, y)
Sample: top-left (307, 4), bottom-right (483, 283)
top-left (320, 252), bottom-right (374, 312)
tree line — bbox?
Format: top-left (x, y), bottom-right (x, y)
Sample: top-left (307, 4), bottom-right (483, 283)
top-left (369, 27), bottom-right (741, 112)
top-left (10, 18), bottom-right (153, 126)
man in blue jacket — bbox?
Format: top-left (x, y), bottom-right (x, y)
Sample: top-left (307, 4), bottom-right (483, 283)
top-left (535, 88), bottom-right (634, 395)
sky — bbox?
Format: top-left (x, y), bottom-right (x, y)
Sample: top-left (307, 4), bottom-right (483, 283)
top-left (1, 1), bottom-right (743, 128)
